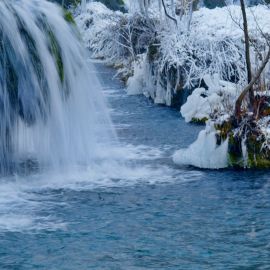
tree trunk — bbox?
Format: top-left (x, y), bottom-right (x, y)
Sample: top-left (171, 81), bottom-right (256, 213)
top-left (161, 0), bottom-right (178, 26)
top-left (187, 1), bottom-right (193, 32)
top-left (235, 47), bottom-right (270, 119)
top-left (240, 0), bottom-right (255, 110)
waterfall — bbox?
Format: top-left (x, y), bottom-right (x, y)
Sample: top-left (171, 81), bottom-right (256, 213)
top-left (0, 0), bottom-right (115, 173)
top-left (81, 0), bottom-right (87, 12)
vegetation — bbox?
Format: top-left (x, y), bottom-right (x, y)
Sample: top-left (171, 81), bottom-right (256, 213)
top-left (77, 0), bottom-right (270, 168)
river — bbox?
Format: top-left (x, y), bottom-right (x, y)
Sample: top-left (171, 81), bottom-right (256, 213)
top-left (0, 60), bottom-right (269, 269)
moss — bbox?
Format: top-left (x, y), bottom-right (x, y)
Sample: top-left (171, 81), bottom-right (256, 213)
top-left (64, 10), bottom-right (76, 25)
top-left (228, 133), bottom-right (245, 168)
top-left (248, 157), bottom-right (270, 169)
top-left (246, 135), bottom-right (270, 169)
top-left (148, 43), bottom-right (159, 62)
top-left (212, 116), bottom-right (270, 169)
top-left (226, 129), bottom-right (270, 169)
top-left (38, 16), bottom-right (70, 97)
top-left (48, 30), bottom-right (64, 84)
top-left (191, 117), bottom-right (208, 124)
top-left (215, 120), bottom-right (232, 142)
top-left (247, 153), bottom-right (270, 168)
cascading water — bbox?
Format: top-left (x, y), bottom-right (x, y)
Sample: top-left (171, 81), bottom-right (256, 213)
top-left (81, 0), bottom-right (87, 12)
top-left (0, 0), bottom-right (115, 173)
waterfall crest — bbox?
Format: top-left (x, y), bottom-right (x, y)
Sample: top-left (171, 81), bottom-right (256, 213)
top-left (0, 0), bottom-right (115, 173)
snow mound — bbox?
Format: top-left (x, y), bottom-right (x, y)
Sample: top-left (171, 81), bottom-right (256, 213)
top-left (193, 6), bottom-right (270, 41)
top-left (173, 123), bottom-right (229, 169)
top-left (181, 74), bottom-right (239, 123)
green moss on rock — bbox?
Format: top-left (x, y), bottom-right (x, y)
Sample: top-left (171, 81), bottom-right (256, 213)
top-left (48, 30), bottom-right (64, 84)
top-left (246, 134), bottom-right (270, 169)
top-left (191, 117), bottom-right (208, 124)
top-left (228, 133), bottom-right (245, 168)
top-left (215, 118), bottom-right (270, 169)
top-left (64, 10), bottom-right (76, 25)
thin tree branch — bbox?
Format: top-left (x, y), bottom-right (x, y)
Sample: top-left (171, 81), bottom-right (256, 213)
top-left (161, 0), bottom-right (178, 26)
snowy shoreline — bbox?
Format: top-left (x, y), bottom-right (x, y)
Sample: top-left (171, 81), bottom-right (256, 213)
top-left (76, 2), bottom-right (270, 169)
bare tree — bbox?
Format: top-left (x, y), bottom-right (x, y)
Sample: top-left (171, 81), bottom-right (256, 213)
top-left (240, 0), bottom-right (254, 107)
top-left (161, 0), bottom-right (178, 25)
top-left (234, 0), bottom-right (270, 120)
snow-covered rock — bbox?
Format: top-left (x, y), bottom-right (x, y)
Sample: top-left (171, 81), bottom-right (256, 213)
top-left (175, 103), bottom-right (270, 169)
top-left (173, 122), bottom-right (229, 169)
top-left (180, 74), bottom-right (240, 123)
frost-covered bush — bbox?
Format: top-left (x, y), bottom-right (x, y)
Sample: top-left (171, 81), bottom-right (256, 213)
top-left (142, 32), bottom-right (245, 107)
top-left (76, 3), bottom-right (270, 110)
top-left (138, 5), bottom-right (270, 107)
top-left (76, 3), bottom-right (122, 58)
top-left (76, 2), bottom-right (156, 80)
top-left (172, 5), bottom-right (270, 169)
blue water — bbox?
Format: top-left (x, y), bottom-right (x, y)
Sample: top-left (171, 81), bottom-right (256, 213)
top-left (0, 61), bottom-right (270, 269)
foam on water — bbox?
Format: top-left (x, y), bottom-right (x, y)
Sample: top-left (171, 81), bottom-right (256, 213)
top-left (0, 0), bottom-right (119, 231)
top-left (0, 142), bottom-right (204, 232)
top-left (0, 1), bottom-right (205, 232)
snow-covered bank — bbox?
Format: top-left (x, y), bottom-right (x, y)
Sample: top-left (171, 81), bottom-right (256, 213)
top-left (76, 2), bottom-right (270, 169)
top-left (76, 3), bottom-right (270, 110)
top-left (75, 2), bottom-right (155, 81)
top-left (175, 99), bottom-right (270, 169)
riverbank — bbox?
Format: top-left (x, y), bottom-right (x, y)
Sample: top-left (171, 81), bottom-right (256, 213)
top-left (75, 2), bottom-right (270, 169)
top-left (76, 2), bottom-right (270, 109)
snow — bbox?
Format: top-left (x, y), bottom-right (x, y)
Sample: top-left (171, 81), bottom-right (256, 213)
top-left (180, 74), bottom-right (240, 122)
top-left (257, 116), bottom-right (270, 151)
top-left (192, 6), bottom-right (270, 41)
top-left (75, 3), bottom-right (270, 169)
top-left (180, 87), bottom-right (213, 122)
top-left (76, 4), bottom-right (270, 102)
top-left (173, 122), bottom-right (229, 169)
top-left (75, 2), bottom-right (123, 63)
top-left (127, 54), bottom-right (146, 95)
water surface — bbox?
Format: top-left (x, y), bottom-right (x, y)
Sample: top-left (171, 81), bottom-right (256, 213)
top-left (0, 61), bottom-right (269, 269)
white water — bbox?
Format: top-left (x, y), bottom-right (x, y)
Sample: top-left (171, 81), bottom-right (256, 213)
top-left (81, 0), bottom-right (87, 12)
top-left (0, 0), bottom-right (206, 233)
top-left (0, 0), bottom-right (115, 173)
